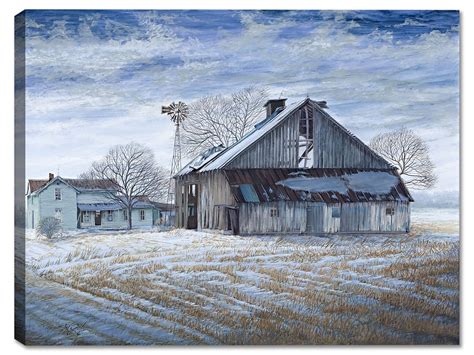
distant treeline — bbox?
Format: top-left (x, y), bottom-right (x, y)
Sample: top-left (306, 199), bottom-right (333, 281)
top-left (411, 190), bottom-right (459, 209)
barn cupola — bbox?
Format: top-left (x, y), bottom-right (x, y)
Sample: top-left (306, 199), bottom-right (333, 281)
top-left (264, 98), bottom-right (287, 118)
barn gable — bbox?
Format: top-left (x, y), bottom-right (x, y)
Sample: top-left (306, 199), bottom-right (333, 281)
top-left (312, 103), bottom-right (390, 168)
top-left (178, 97), bottom-right (391, 175)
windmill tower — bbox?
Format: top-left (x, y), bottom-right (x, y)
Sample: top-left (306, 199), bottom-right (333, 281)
top-left (161, 101), bottom-right (188, 223)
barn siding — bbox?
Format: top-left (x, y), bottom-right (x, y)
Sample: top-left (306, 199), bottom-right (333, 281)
top-left (306, 203), bottom-right (343, 234)
top-left (238, 201), bottom-right (410, 235)
top-left (226, 111), bottom-right (300, 169)
top-left (239, 201), bottom-right (307, 235)
top-left (176, 171), bottom-right (235, 230)
top-left (340, 201), bottom-right (410, 232)
top-left (223, 101), bottom-right (390, 170)
top-left (313, 107), bottom-right (390, 169)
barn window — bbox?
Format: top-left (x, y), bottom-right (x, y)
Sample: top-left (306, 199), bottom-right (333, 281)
top-left (107, 210), bottom-right (114, 221)
top-left (332, 207), bottom-right (341, 218)
top-left (270, 207), bottom-right (279, 217)
top-left (123, 210), bottom-right (128, 220)
top-left (386, 208), bottom-right (395, 216)
top-left (239, 184), bottom-right (259, 203)
top-left (140, 209), bottom-right (145, 220)
top-left (54, 188), bottom-right (61, 200)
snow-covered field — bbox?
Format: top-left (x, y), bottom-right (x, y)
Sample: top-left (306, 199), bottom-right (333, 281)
top-left (24, 209), bottom-right (459, 345)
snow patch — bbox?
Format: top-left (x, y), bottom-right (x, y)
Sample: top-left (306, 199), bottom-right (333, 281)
top-left (276, 171), bottom-right (399, 195)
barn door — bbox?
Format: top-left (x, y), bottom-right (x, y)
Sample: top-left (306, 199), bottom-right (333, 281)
top-left (227, 208), bottom-right (239, 235)
top-left (306, 204), bottom-right (325, 233)
top-left (386, 207), bottom-right (395, 232)
top-left (186, 184), bottom-right (198, 229)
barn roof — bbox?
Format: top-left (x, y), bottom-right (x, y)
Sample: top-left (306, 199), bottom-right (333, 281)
top-left (224, 168), bottom-right (413, 204)
top-left (28, 177), bottom-right (117, 194)
top-left (176, 97), bottom-right (390, 176)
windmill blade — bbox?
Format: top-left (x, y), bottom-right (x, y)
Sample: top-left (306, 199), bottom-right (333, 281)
top-left (162, 101), bottom-right (188, 124)
top-left (161, 106), bottom-right (172, 114)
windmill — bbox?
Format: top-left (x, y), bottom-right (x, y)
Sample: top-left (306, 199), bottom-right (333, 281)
top-left (161, 101), bottom-right (188, 223)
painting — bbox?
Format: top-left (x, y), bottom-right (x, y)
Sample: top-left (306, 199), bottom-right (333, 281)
top-left (15, 10), bottom-right (459, 345)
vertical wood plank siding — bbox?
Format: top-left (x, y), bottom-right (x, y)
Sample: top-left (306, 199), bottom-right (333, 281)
top-left (226, 111), bottom-right (300, 169)
top-left (239, 201), bottom-right (307, 234)
top-left (238, 201), bottom-right (410, 235)
top-left (176, 171), bottom-right (235, 230)
top-left (340, 201), bottom-right (410, 233)
top-left (313, 107), bottom-right (390, 169)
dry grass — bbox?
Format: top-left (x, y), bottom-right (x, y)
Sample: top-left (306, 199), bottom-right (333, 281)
top-left (26, 224), bottom-right (459, 345)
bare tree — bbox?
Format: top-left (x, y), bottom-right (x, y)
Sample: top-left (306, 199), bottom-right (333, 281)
top-left (80, 142), bottom-right (168, 229)
top-left (369, 128), bottom-right (437, 189)
top-left (182, 86), bottom-right (269, 156)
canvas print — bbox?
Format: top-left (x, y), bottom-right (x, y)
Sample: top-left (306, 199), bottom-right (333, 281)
top-left (15, 10), bottom-right (459, 345)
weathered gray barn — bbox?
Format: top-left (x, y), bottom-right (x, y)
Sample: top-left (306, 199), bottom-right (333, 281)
top-left (174, 97), bottom-right (413, 235)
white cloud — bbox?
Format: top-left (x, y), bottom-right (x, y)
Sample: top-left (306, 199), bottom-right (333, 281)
top-left (24, 11), bottom-right (459, 191)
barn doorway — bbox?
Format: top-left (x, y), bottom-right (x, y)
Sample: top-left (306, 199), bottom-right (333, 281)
top-left (306, 204), bottom-right (325, 233)
top-left (226, 207), bottom-right (239, 235)
top-left (186, 184), bottom-right (198, 229)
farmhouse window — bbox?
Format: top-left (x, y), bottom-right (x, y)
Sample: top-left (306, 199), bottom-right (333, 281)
top-left (332, 207), bottom-right (341, 218)
top-left (270, 207), bottom-right (279, 217)
top-left (140, 209), bottom-right (145, 220)
top-left (123, 210), bottom-right (128, 220)
top-left (107, 210), bottom-right (114, 221)
top-left (82, 211), bottom-right (90, 223)
top-left (55, 208), bottom-right (62, 222)
top-left (54, 188), bottom-right (61, 200)
top-left (386, 208), bottom-right (395, 216)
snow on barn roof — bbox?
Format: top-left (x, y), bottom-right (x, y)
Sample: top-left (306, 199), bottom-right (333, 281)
top-left (176, 144), bottom-right (226, 176)
top-left (224, 168), bottom-right (413, 203)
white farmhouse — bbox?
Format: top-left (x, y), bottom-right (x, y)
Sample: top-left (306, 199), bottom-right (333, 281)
top-left (26, 173), bottom-right (154, 230)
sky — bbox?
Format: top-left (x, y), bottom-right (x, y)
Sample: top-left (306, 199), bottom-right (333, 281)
top-left (23, 10), bottom-right (459, 192)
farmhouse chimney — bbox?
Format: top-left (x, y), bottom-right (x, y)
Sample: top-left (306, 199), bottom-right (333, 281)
top-left (48, 173), bottom-right (54, 181)
top-left (264, 98), bottom-right (287, 118)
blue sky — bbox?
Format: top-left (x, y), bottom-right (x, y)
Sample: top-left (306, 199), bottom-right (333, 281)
top-left (23, 10), bottom-right (459, 192)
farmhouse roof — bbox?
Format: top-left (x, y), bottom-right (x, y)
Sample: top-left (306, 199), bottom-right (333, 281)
top-left (150, 201), bottom-right (175, 211)
top-left (224, 168), bottom-right (413, 204)
top-left (77, 200), bottom-right (154, 211)
top-left (28, 177), bottom-right (117, 194)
